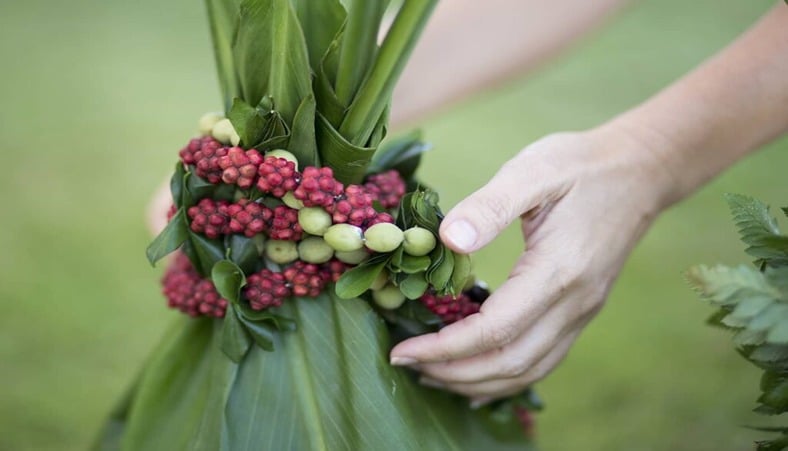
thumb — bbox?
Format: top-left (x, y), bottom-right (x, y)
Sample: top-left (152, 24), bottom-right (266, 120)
top-left (440, 159), bottom-right (559, 253)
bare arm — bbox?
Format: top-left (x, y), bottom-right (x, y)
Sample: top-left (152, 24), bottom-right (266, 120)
top-left (390, 3), bottom-right (788, 401)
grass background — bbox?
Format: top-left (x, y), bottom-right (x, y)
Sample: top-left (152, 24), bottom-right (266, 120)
top-left (0, 0), bottom-right (785, 449)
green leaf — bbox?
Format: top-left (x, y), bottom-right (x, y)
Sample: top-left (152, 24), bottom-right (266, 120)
top-left (335, 257), bottom-right (388, 299)
top-left (222, 307), bottom-right (253, 362)
top-left (450, 252), bottom-right (472, 295)
top-left (204, 0), bottom-right (242, 111)
top-left (339, 0), bottom-right (438, 145)
top-left (287, 93), bottom-right (319, 167)
top-left (233, 0), bottom-right (313, 124)
top-left (187, 232), bottom-right (227, 277)
top-left (226, 235), bottom-right (259, 274)
top-left (289, 0), bottom-right (346, 72)
top-left (228, 98), bottom-right (267, 147)
top-left (334, 0), bottom-right (389, 107)
top-left (399, 273), bottom-right (428, 299)
top-left (238, 316), bottom-right (276, 351)
top-left (316, 113), bottom-right (378, 184)
top-left (146, 208), bottom-right (189, 266)
top-left (170, 162), bottom-right (186, 209)
top-left (429, 246), bottom-right (455, 293)
top-left (211, 260), bottom-right (247, 304)
top-left (396, 254), bottom-right (431, 274)
top-left (725, 193), bottom-right (788, 265)
top-left (368, 131), bottom-right (430, 182)
top-left (184, 172), bottom-right (217, 206)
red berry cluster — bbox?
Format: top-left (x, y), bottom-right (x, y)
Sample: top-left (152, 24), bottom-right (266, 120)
top-left (419, 292), bottom-right (481, 324)
top-left (244, 269), bottom-right (290, 310)
top-left (187, 198), bottom-right (231, 239)
top-left (365, 170), bottom-right (407, 209)
top-left (162, 254), bottom-right (228, 317)
top-left (258, 156), bottom-right (299, 197)
top-left (219, 147), bottom-right (264, 189)
top-left (179, 137), bottom-right (228, 184)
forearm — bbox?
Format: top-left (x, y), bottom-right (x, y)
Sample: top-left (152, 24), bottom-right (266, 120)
top-left (391, 0), bottom-right (630, 126)
top-left (611, 3), bottom-right (788, 209)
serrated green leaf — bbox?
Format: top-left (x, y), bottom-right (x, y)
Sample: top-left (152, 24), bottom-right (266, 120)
top-left (725, 193), bottom-right (788, 265)
top-left (211, 260), bottom-right (247, 304)
top-left (222, 307), bottom-right (252, 362)
top-left (335, 257), bottom-right (388, 299)
top-left (399, 273), bottom-right (428, 299)
top-left (228, 98), bottom-right (267, 147)
top-left (146, 209), bottom-right (189, 266)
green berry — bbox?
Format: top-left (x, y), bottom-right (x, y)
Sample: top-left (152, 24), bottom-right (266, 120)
top-left (335, 248), bottom-right (370, 265)
top-left (402, 226), bottom-right (437, 256)
top-left (265, 240), bottom-right (299, 264)
top-left (198, 112), bottom-right (224, 136)
top-left (324, 224), bottom-right (365, 252)
top-left (297, 237), bottom-right (334, 264)
top-left (364, 223), bottom-right (404, 253)
top-left (298, 207), bottom-right (332, 236)
top-left (212, 118), bottom-right (241, 146)
top-left (370, 270), bottom-right (388, 291)
top-left (282, 191), bottom-right (304, 210)
top-left (372, 284), bottom-right (406, 310)
top-left (266, 149), bottom-right (299, 170)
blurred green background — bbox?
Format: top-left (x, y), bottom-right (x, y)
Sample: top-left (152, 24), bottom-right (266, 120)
top-left (1, 0), bottom-right (785, 449)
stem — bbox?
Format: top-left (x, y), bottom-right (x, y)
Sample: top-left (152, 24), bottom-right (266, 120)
top-left (334, 0), bottom-right (389, 107)
top-left (339, 0), bottom-right (438, 146)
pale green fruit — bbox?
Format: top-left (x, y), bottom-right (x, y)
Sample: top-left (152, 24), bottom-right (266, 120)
top-left (265, 240), bottom-right (298, 264)
top-left (370, 270), bottom-right (388, 291)
top-left (266, 149), bottom-right (299, 170)
top-left (324, 224), bottom-right (365, 252)
top-left (334, 248), bottom-right (370, 265)
top-left (402, 226), bottom-right (437, 256)
top-left (282, 191), bottom-right (304, 210)
top-left (298, 237), bottom-right (334, 264)
top-left (198, 112), bottom-right (224, 136)
top-left (364, 223), bottom-right (404, 253)
top-left (372, 284), bottom-right (406, 310)
top-left (298, 207), bottom-right (332, 236)
top-left (211, 118), bottom-right (241, 146)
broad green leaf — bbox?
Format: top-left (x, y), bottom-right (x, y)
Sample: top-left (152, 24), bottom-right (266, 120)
top-left (170, 162), bottom-right (186, 209)
top-left (226, 235), bottom-right (259, 274)
top-left (334, 0), bottom-right (389, 106)
top-left (184, 172), bottom-right (218, 205)
top-left (238, 316), bottom-right (276, 351)
top-left (316, 113), bottom-right (377, 184)
top-left (397, 254), bottom-right (431, 274)
top-left (211, 260), bottom-right (247, 304)
top-left (314, 37), bottom-right (345, 126)
top-left (335, 257), bottom-right (388, 299)
top-left (233, 0), bottom-right (312, 124)
top-left (146, 208), bottom-right (189, 266)
top-left (368, 131), bottom-right (431, 182)
top-left (450, 252), bottom-right (472, 295)
top-left (227, 98), bottom-right (266, 147)
top-left (204, 0), bottom-right (242, 111)
top-left (340, 0), bottom-right (438, 145)
top-left (429, 246), bottom-right (455, 293)
top-left (289, 0), bottom-right (345, 71)
top-left (222, 307), bottom-right (252, 362)
top-left (287, 93), bottom-right (319, 167)
top-left (187, 232), bottom-right (227, 277)
top-left (400, 272), bottom-right (428, 299)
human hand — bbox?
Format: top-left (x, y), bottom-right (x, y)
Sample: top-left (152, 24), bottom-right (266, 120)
top-left (390, 124), bottom-right (672, 404)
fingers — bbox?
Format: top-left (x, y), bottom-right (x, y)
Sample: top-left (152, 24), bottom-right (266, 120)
top-left (390, 251), bottom-right (564, 365)
top-left (440, 153), bottom-right (569, 253)
top-left (415, 297), bottom-right (579, 384)
top-left (421, 331), bottom-right (578, 399)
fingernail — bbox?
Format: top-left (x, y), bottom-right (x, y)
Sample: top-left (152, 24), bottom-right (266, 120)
top-left (390, 356), bottom-right (418, 366)
top-left (470, 397), bottom-right (493, 410)
top-left (419, 376), bottom-right (446, 389)
top-left (444, 220), bottom-right (477, 251)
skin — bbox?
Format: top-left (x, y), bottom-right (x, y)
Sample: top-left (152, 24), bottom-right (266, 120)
top-left (389, 3), bottom-right (788, 404)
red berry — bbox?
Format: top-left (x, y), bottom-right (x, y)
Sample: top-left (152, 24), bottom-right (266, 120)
top-left (293, 166), bottom-right (343, 208)
top-left (267, 205), bottom-right (303, 241)
top-left (365, 170), bottom-right (406, 209)
top-left (244, 269), bottom-right (291, 310)
top-left (321, 259), bottom-right (349, 283)
top-left (257, 156), bottom-right (300, 198)
top-left (283, 261), bottom-right (326, 297)
top-left (226, 199), bottom-right (272, 237)
top-left (180, 137), bottom-right (228, 184)
top-left (218, 147), bottom-right (264, 189)
top-left (187, 198), bottom-right (230, 239)
top-left (419, 292), bottom-right (480, 324)
top-left (364, 212), bottom-right (395, 228)
top-left (330, 184), bottom-right (377, 227)
top-left (161, 253), bottom-right (228, 318)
